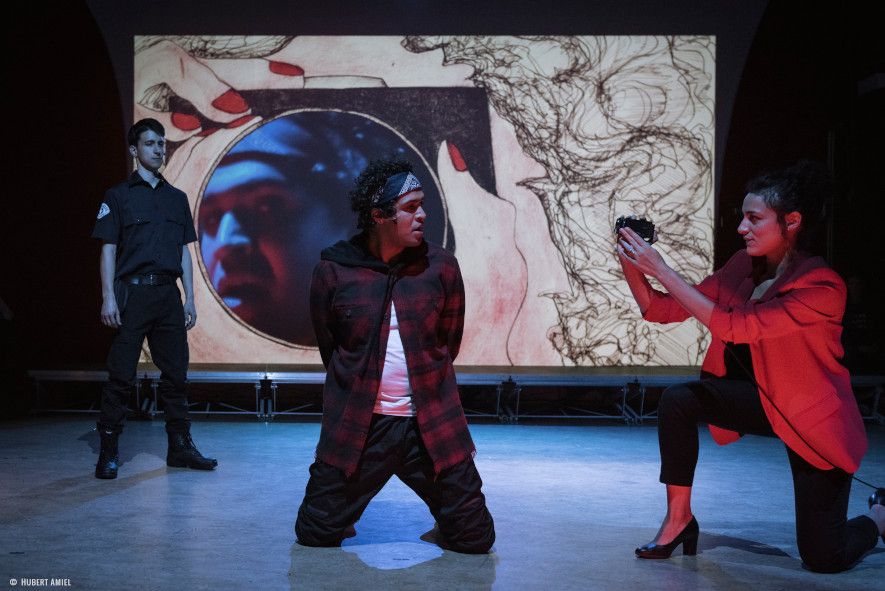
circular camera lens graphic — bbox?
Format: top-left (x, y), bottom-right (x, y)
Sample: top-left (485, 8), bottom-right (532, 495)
top-left (197, 110), bottom-right (447, 347)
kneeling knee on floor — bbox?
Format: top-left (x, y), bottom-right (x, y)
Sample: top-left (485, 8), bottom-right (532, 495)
top-left (295, 522), bottom-right (343, 548)
top-left (800, 551), bottom-right (848, 574)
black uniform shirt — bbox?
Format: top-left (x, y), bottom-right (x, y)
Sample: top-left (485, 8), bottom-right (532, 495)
top-left (92, 171), bottom-right (197, 279)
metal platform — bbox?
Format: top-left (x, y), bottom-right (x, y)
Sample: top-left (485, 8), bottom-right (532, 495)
top-left (27, 365), bottom-right (884, 425)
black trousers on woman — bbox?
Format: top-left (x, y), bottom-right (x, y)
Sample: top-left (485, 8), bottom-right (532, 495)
top-left (658, 379), bottom-right (879, 573)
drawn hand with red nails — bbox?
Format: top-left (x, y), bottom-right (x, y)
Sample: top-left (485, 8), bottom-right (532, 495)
top-left (133, 35), bottom-right (407, 142)
top-left (134, 36), bottom-right (309, 141)
top-left (436, 140), bottom-right (564, 365)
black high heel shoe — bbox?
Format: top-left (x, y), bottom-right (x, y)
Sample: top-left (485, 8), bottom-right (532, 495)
top-left (635, 517), bottom-right (699, 559)
top-left (868, 488), bottom-right (885, 544)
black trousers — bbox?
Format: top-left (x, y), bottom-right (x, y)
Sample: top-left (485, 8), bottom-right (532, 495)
top-left (658, 379), bottom-right (879, 572)
top-left (99, 283), bottom-right (190, 433)
top-left (295, 414), bottom-right (496, 554)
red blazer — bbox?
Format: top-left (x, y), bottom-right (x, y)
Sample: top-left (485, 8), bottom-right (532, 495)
top-left (644, 250), bottom-right (867, 473)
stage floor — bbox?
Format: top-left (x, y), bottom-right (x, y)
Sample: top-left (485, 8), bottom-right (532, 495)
top-left (1, 417), bottom-right (882, 590)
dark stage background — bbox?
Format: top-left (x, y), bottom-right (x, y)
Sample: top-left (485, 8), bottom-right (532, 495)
top-left (3, 1), bottom-right (883, 414)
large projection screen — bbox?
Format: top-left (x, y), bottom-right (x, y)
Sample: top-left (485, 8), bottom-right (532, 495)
top-left (134, 35), bottom-right (715, 367)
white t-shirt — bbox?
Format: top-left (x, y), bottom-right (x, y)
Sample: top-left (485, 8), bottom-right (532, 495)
top-left (374, 302), bottom-right (415, 416)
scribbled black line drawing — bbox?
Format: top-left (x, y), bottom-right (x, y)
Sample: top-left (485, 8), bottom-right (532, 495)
top-left (135, 35), bottom-right (294, 59)
top-left (404, 35), bottom-right (715, 365)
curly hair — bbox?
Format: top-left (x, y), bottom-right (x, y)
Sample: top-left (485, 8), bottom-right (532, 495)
top-left (350, 157), bottom-right (414, 230)
top-left (745, 160), bottom-right (832, 251)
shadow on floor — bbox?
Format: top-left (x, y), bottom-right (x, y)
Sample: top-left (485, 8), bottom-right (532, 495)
top-left (698, 532), bottom-right (790, 557)
top-left (290, 542), bottom-right (498, 590)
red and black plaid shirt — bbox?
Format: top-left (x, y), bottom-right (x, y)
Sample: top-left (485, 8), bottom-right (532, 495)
top-left (310, 236), bottom-right (474, 476)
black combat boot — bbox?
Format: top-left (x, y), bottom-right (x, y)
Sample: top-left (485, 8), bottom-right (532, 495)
top-left (167, 430), bottom-right (218, 470)
top-left (95, 424), bottom-right (121, 479)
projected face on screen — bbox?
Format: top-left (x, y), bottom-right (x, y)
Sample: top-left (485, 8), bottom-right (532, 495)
top-left (198, 110), bottom-right (444, 346)
top-left (141, 35), bottom-right (714, 366)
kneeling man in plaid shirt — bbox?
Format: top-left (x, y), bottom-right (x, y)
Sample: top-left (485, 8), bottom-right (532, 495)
top-left (295, 157), bottom-right (495, 553)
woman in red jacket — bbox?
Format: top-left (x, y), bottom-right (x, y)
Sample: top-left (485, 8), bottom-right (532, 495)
top-left (617, 161), bottom-right (884, 572)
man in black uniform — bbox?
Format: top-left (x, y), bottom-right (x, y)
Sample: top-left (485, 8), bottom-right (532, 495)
top-left (91, 118), bottom-right (217, 479)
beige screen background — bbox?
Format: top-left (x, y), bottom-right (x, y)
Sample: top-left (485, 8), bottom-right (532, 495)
top-left (134, 35), bottom-right (715, 367)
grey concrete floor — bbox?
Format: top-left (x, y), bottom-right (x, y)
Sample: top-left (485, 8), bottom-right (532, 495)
top-left (0, 417), bottom-right (883, 590)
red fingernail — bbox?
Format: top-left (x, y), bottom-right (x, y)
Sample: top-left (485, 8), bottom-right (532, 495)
top-left (268, 61), bottom-right (304, 76)
top-left (211, 89), bottom-right (249, 114)
top-left (225, 115), bottom-right (253, 128)
top-left (447, 142), bottom-right (468, 172)
top-left (171, 112), bottom-right (201, 131)
top-left (197, 127), bottom-right (219, 137)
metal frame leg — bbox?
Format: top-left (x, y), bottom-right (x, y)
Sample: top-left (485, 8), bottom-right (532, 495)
top-left (873, 385), bottom-right (884, 425)
top-left (496, 378), bottom-right (520, 424)
top-left (255, 378), bottom-right (275, 421)
top-left (31, 378), bottom-right (43, 416)
top-left (150, 379), bottom-right (159, 417)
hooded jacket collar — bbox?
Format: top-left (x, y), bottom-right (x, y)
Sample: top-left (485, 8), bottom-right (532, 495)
top-left (320, 232), bottom-right (428, 273)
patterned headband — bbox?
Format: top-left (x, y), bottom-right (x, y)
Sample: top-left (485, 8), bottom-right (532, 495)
top-left (371, 172), bottom-right (422, 207)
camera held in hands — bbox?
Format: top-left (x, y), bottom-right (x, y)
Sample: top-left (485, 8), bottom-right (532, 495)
top-left (615, 216), bottom-right (657, 244)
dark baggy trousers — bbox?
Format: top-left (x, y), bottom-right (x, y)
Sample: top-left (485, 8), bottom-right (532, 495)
top-left (99, 283), bottom-right (190, 434)
top-left (295, 414), bottom-right (495, 554)
top-left (658, 379), bottom-right (879, 572)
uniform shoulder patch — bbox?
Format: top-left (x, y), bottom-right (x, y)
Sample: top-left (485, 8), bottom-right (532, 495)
top-left (97, 203), bottom-right (110, 219)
